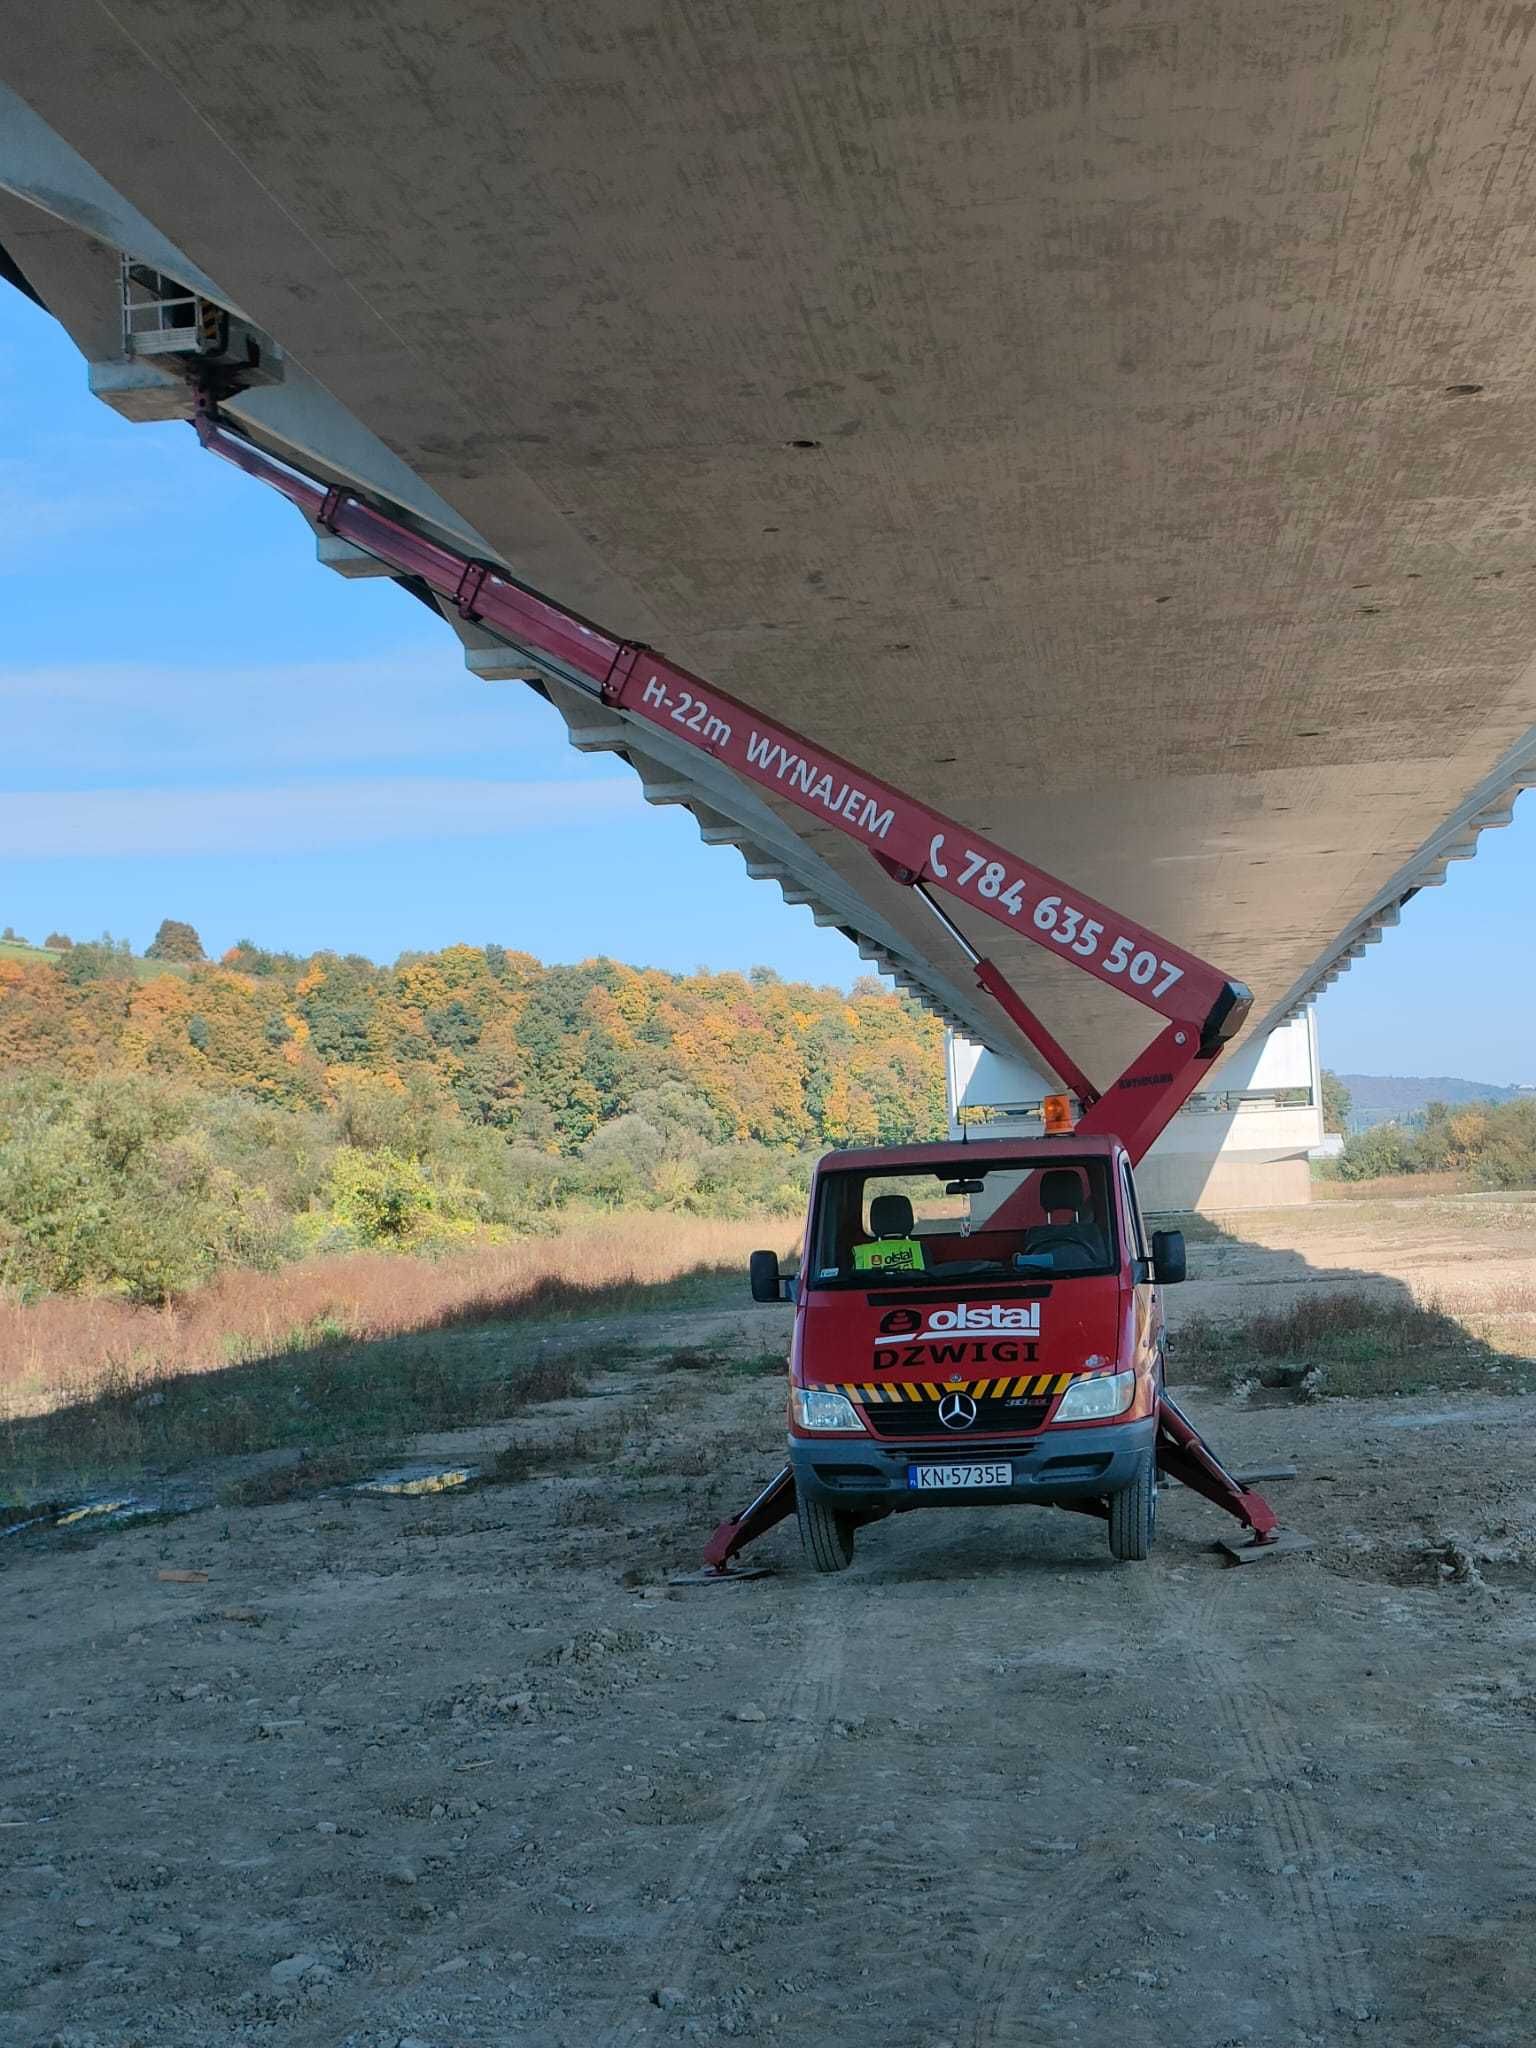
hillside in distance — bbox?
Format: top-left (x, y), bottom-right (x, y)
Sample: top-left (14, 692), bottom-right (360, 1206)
top-left (1340, 1073), bottom-right (1530, 1130)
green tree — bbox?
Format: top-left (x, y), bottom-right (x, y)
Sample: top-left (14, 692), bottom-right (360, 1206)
top-left (451, 1042), bottom-right (525, 1127)
top-left (425, 999), bottom-right (482, 1053)
top-left (55, 933), bottom-right (134, 984)
top-left (146, 918), bottom-right (206, 962)
top-left (581, 1113), bottom-right (666, 1204)
top-left (1321, 1070), bottom-right (1352, 1135)
top-left (631, 1082), bottom-right (725, 1153)
top-left (1336, 1122), bottom-right (1414, 1180)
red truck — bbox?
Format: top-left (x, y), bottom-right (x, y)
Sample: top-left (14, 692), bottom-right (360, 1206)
top-left (750, 1133), bottom-right (1182, 1569)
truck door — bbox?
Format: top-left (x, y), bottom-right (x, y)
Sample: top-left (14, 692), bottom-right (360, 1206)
top-left (1119, 1156), bottom-right (1162, 1383)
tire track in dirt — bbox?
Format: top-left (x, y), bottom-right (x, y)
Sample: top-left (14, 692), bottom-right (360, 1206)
top-left (815, 1525), bottom-right (1175, 2048)
top-left (1203, 1676), bottom-right (1375, 2034)
top-left (966, 1573), bottom-right (1173, 2048)
top-left (584, 1599), bottom-right (846, 2048)
top-left (1167, 1568), bottom-right (1378, 2036)
top-left (971, 1852), bottom-right (1118, 2048)
top-left (967, 1551), bottom-right (1378, 2047)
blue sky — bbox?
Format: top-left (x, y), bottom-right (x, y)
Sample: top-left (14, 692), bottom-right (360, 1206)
top-left (1, 285), bottom-right (1531, 1081)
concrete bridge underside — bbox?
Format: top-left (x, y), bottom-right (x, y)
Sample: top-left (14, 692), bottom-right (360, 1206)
top-left (3, 2), bottom-right (1535, 1086)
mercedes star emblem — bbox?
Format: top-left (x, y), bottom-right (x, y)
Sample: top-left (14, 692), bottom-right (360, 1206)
top-left (938, 1391), bottom-right (979, 1430)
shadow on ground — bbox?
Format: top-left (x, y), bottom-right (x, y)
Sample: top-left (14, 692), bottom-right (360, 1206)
top-left (1, 1256), bottom-right (781, 1502)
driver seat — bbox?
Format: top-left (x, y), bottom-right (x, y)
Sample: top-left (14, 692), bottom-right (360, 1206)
top-left (853, 1193), bottom-right (926, 1273)
top-left (1021, 1169), bottom-right (1105, 1269)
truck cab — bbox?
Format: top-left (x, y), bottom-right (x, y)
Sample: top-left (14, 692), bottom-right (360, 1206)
top-left (751, 1134), bottom-right (1187, 1571)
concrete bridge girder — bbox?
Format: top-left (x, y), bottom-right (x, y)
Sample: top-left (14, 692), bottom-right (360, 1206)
top-left (2, 8), bottom-right (1536, 1091)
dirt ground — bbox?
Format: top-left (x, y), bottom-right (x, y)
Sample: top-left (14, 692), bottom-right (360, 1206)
top-left (5, 1200), bottom-right (1536, 2048)
top-left (1171, 1191), bottom-right (1536, 1326)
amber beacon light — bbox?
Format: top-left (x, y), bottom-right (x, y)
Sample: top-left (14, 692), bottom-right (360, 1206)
top-left (1041, 1094), bottom-right (1074, 1135)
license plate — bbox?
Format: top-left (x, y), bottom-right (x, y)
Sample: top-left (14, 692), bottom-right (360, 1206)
top-left (908, 1462), bottom-right (1013, 1490)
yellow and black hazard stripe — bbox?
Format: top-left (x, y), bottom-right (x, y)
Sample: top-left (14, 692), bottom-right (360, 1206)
top-left (814, 1373), bottom-right (1077, 1405)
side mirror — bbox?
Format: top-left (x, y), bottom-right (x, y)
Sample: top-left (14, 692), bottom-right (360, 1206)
top-left (749, 1249), bottom-right (784, 1304)
top-left (1151, 1228), bottom-right (1186, 1286)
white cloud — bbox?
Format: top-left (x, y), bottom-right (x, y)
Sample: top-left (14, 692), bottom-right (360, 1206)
top-left (0, 776), bottom-right (642, 857)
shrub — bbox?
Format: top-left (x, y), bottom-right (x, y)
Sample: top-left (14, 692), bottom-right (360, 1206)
top-left (0, 1073), bottom-right (289, 1304)
top-left (1336, 1122), bottom-right (1416, 1181)
top-left (328, 1146), bottom-right (437, 1246)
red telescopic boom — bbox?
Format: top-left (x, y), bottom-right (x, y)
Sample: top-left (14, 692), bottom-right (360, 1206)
top-left (193, 402), bottom-right (1250, 1155)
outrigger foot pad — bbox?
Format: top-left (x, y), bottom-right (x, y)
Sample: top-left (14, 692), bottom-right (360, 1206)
top-left (1216, 1528), bottom-right (1314, 1566)
top-left (669, 1564), bottom-right (777, 1586)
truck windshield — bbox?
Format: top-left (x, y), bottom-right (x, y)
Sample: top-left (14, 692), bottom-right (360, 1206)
top-left (808, 1158), bottom-right (1117, 1287)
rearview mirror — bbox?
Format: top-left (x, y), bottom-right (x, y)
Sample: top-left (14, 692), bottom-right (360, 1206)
top-left (749, 1249), bottom-right (784, 1304)
top-left (944, 1177), bottom-right (985, 1196)
top-left (1151, 1228), bottom-right (1186, 1286)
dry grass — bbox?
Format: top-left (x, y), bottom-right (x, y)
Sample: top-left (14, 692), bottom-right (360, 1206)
top-left (1175, 1289), bottom-right (1536, 1400)
top-left (218, 1448), bottom-right (376, 1508)
top-left (0, 1216), bottom-right (793, 1497)
top-left (1312, 1170), bottom-right (1474, 1202)
top-left (491, 1420), bottom-right (628, 1484)
top-left (0, 1214), bottom-right (794, 1424)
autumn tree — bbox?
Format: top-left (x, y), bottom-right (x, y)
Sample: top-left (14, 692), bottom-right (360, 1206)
top-left (45, 932), bottom-right (72, 950)
top-left (1321, 1070), bottom-right (1352, 1135)
top-left (146, 918), bottom-right (206, 962)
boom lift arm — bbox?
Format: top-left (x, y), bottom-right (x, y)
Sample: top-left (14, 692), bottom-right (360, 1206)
top-left (193, 396), bottom-right (1251, 1142)
top-left (190, 399), bottom-right (1280, 1560)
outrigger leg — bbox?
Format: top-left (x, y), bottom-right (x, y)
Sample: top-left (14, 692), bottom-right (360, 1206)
top-left (1154, 1393), bottom-right (1302, 1558)
top-left (680, 1465), bottom-right (798, 1582)
top-left (692, 1400), bottom-right (1301, 1575)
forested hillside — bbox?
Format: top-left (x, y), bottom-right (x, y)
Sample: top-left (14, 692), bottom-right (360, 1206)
top-left (0, 937), bottom-right (945, 1301)
top-left (0, 939), bottom-right (943, 1149)
top-left (1338, 1072), bottom-right (1528, 1130)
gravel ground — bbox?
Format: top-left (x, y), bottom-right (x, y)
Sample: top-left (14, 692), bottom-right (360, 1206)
top-left (5, 1386), bottom-right (1535, 2045)
top-left (4, 1199), bottom-right (1534, 2047)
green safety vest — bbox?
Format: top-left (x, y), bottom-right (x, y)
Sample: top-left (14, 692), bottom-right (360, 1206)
top-left (852, 1238), bottom-right (926, 1273)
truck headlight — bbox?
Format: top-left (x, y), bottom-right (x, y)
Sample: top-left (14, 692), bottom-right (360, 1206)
top-left (792, 1388), bottom-right (866, 1433)
top-left (1054, 1369), bottom-right (1136, 1422)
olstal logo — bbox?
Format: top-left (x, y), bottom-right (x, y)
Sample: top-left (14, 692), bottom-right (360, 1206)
top-left (898, 1302), bottom-right (1042, 1343)
top-left (872, 1300), bottom-right (1045, 1365)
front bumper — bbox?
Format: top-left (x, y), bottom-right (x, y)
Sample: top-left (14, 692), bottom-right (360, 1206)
top-left (789, 1416), bottom-right (1155, 1512)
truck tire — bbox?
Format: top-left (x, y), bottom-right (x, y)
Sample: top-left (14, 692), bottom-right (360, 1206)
top-left (797, 1491), bottom-right (856, 1573)
top-left (1107, 1453), bottom-right (1156, 1562)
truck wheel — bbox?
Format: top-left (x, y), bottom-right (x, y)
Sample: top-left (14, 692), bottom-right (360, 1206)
top-left (797, 1492), bottom-right (856, 1573)
top-left (1107, 1454), bottom-right (1156, 1562)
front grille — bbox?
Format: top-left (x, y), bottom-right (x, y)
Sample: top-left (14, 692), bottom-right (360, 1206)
top-left (862, 1396), bottom-right (1052, 1439)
